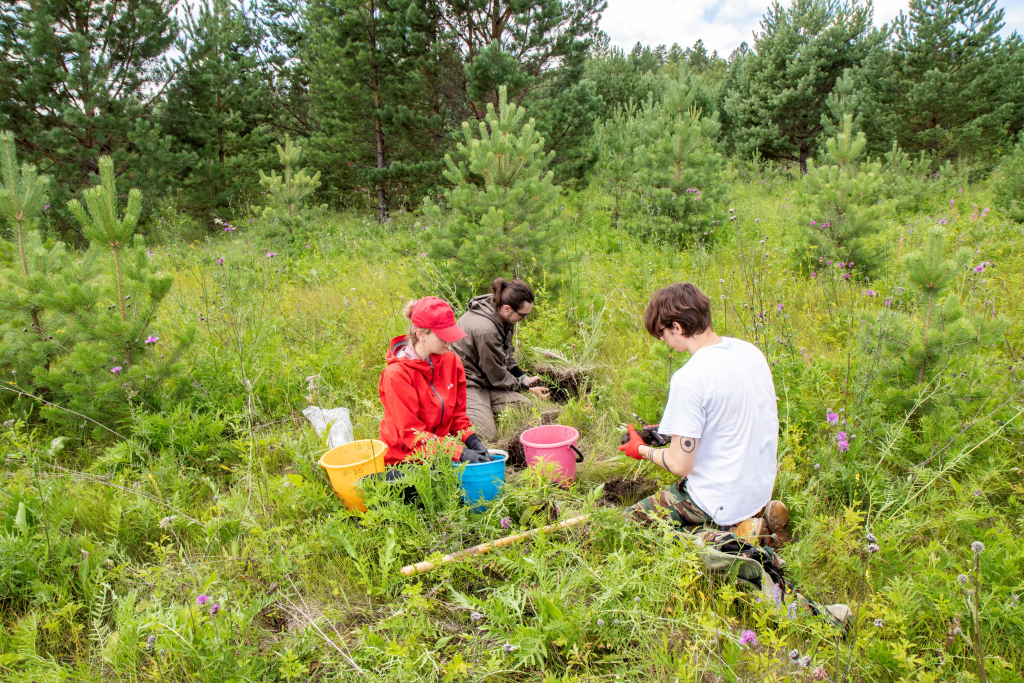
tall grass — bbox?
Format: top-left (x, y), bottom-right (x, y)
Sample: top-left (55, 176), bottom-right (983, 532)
top-left (1, 173), bottom-right (1022, 681)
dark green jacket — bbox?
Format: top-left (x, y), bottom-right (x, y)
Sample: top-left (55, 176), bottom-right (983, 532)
top-left (452, 295), bottom-right (526, 391)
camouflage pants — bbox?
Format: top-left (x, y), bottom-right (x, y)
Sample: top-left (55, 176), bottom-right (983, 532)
top-left (627, 478), bottom-right (719, 531)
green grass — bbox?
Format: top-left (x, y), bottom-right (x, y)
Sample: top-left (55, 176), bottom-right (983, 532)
top-left (2, 173), bottom-right (1023, 682)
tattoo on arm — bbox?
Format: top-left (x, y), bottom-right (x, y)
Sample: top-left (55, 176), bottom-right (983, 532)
top-left (681, 438), bottom-right (696, 453)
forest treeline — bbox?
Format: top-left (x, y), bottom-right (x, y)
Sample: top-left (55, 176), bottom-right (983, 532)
top-left (2, 0), bottom-right (1022, 235)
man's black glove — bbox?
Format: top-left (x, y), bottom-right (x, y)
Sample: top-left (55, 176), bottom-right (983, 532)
top-left (460, 434), bottom-right (491, 464)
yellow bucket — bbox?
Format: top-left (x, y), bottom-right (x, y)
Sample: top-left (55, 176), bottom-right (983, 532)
top-left (318, 439), bottom-right (387, 512)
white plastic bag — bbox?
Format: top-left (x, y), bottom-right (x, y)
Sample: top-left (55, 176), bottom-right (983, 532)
top-left (302, 406), bottom-right (354, 449)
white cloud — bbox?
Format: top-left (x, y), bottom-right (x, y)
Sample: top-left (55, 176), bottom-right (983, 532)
top-left (600, 0), bottom-right (1024, 57)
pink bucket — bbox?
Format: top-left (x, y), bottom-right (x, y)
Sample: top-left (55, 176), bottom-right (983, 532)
top-left (519, 425), bottom-right (585, 484)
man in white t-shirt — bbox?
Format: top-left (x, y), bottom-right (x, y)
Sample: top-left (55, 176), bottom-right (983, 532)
top-left (619, 282), bottom-right (789, 543)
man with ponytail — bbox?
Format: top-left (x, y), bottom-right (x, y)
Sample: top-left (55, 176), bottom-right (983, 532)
top-left (452, 278), bottom-right (549, 441)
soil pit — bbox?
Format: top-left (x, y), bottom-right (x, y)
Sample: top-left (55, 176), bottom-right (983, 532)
top-left (600, 476), bottom-right (662, 507)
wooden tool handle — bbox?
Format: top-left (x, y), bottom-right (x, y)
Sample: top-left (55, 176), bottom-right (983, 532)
top-left (400, 514), bottom-right (590, 576)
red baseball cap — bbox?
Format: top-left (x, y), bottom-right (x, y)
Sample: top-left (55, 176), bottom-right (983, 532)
top-left (410, 297), bottom-right (466, 343)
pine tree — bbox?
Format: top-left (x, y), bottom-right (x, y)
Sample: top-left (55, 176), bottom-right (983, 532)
top-left (593, 104), bottom-right (641, 228)
top-left (37, 157), bottom-right (179, 428)
top-left (584, 42), bottom-right (664, 115)
top-left (161, 0), bottom-right (273, 216)
top-left (873, 228), bottom-right (1002, 412)
top-left (0, 0), bottom-right (183, 235)
top-left (304, 0), bottom-right (451, 220)
top-left (632, 66), bottom-right (725, 247)
top-left (878, 140), bottom-right (935, 214)
top-left (424, 86), bottom-right (559, 290)
top-left (722, 0), bottom-right (876, 170)
top-left (857, 0), bottom-right (1020, 159)
top-left (258, 136), bottom-right (322, 226)
top-left (795, 116), bottom-right (886, 270)
top-left (994, 132), bottom-right (1024, 223)
top-left (443, 0), bottom-right (606, 182)
top-left (0, 131), bottom-right (94, 406)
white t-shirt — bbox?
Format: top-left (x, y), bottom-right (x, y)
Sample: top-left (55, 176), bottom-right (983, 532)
top-left (657, 337), bottom-right (779, 526)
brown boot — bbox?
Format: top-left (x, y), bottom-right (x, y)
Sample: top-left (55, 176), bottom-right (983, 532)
top-left (732, 517), bottom-right (767, 545)
top-left (763, 500), bottom-right (791, 549)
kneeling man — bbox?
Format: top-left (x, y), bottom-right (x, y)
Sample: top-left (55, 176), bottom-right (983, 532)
top-left (620, 282), bottom-right (788, 541)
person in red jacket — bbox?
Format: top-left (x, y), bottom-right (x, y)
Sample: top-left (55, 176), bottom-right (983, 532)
top-left (378, 296), bottom-right (491, 467)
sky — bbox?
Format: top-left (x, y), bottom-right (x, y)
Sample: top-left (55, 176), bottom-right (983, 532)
top-left (600, 0), bottom-right (1024, 57)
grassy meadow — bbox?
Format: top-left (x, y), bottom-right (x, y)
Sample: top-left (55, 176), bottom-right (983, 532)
top-left (2, 170), bottom-right (1023, 682)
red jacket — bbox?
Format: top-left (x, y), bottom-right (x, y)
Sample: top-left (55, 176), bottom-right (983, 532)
top-left (378, 336), bottom-right (475, 465)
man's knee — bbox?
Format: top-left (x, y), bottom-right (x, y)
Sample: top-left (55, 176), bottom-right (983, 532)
top-left (492, 390), bottom-right (532, 413)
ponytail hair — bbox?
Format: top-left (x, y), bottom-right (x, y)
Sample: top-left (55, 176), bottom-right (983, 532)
top-left (491, 278), bottom-right (534, 313)
top-left (402, 300), bottom-right (429, 344)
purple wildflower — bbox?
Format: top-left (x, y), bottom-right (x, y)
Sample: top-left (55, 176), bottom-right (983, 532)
top-left (811, 272), bottom-right (817, 278)
top-left (843, 273), bottom-right (850, 280)
top-left (826, 411), bottom-right (839, 424)
top-left (216, 257), bottom-right (224, 266)
top-left (223, 226), bottom-right (235, 233)
top-left (145, 335), bottom-right (159, 345)
top-left (777, 303), bottom-right (784, 312)
top-left (739, 629), bottom-right (758, 647)
top-left (196, 594), bottom-right (209, 606)
top-left (866, 289), bottom-right (876, 297)
top-left (420, 252), bottom-right (427, 258)
top-left (266, 252), bottom-right (277, 258)
top-left (813, 668), bottom-right (827, 681)
top-left (810, 220), bottom-right (816, 226)
top-left (837, 431), bottom-right (850, 452)
top-left (110, 366), bottom-right (122, 374)
top-left (884, 298), bottom-right (892, 307)
top-left (500, 516), bottom-right (511, 530)
top-left (209, 603), bottom-right (220, 616)
top-left (823, 222), bottom-right (830, 227)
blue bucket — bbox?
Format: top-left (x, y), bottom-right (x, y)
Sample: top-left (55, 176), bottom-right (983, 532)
top-left (454, 450), bottom-right (507, 512)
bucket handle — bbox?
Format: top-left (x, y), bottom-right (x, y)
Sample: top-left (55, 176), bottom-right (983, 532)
top-left (570, 445), bottom-right (584, 463)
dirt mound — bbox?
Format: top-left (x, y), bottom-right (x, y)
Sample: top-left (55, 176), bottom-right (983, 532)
top-left (533, 362), bottom-right (593, 403)
top-left (600, 476), bottom-right (662, 506)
